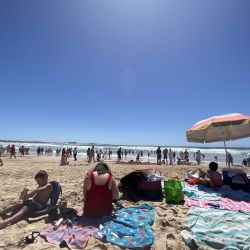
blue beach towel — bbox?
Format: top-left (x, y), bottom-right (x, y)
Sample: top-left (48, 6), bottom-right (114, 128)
top-left (94, 204), bottom-right (155, 248)
top-left (181, 206), bottom-right (250, 249)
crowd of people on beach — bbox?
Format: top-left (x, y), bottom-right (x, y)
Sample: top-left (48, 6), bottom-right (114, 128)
top-left (1, 144), bottom-right (250, 168)
top-left (0, 144), bottom-right (30, 163)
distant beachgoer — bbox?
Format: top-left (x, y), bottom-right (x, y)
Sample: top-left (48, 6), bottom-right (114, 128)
top-left (242, 159), bottom-right (247, 166)
top-left (163, 149), bottom-right (168, 164)
top-left (176, 157), bottom-right (181, 165)
top-left (196, 150), bottom-right (201, 165)
top-left (184, 149), bottom-right (189, 162)
top-left (0, 146), bottom-right (3, 166)
top-left (90, 146), bottom-right (95, 163)
top-left (61, 148), bottom-right (69, 165)
top-left (136, 153), bottom-right (140, 163)
top-left (169, 148), bottom-right (173, 165)
top-left (125, 149), bottom-right (127, 160)
top-left (173, 151), bottom-right (176, 163)
top-left (6, 145), bottom-right (10, 154)
top-left (37, 147), bottom-right (41, 157)
top-left (87, 148), bottom-right (91, 162)
top-left (117, 147), bottom-right (122, 163)
top-left (108, 149), bottom-right (111, 160)
top-left (214, 155), bottom-right (218, 162)
top-left (202, 154), bottom-right (205, 162)
top-left (83, 163), bottom-right (119, 218)
top-left (156, 147), bottom-right (161, 165)
top-left (73, 147), bottom-right (77, 161)
top-left (227, 152), bottom-right (233, 167)
top-left (179, 151), bottom-right (184, 160)
top-left (9, 145), bottom-right (16, 159)
top-left (19, 146), bottom-right (25, 157)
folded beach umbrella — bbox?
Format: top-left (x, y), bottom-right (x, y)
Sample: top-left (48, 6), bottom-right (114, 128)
top-left (186, 113), bottom-right (250, 160)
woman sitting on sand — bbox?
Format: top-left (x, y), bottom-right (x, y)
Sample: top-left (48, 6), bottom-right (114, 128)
top-left (83, 162), bottom-right (119, 218)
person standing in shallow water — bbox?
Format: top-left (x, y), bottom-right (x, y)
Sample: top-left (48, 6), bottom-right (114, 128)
top-left (156, 146), bottom-right (161, 165)
top-left (0, 145), bottom-right (3, 166)
top-left (196, 150), bottom-right (201, 165)
top-left (169, 148), bottom-right (173, 165)
top-left (73, 147), bottom-right (77, 161)
top-left (163, 149), bottom-right (168, 164)
top-left (117, 147), bottom-right (122, 163)
top-left (9, 145), bottom-right (16, 159)
top-left (90, 146), bottom-right (95, 163)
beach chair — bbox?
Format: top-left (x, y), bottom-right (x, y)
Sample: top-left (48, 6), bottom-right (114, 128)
top-left (27, 181), bottom-right (62, 219)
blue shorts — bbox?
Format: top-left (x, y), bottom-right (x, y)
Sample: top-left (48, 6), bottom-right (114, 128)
top-left (23, 199), bottom-right (45, 213)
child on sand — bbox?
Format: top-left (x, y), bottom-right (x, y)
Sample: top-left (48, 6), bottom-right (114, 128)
top-left (206, 162), bottom-right (223, 188)
top-left (0, 170), bottom-right (52, 229)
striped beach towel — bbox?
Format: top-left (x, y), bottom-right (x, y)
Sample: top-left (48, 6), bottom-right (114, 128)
top-left (181, 206), bottom-right (250, 249)
top-left (185, 195), bottom-right (250, 212)
top-left (41, 216), bottom-right (100, 249)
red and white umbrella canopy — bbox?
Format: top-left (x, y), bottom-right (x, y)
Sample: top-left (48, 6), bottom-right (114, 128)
top-left (186, 113), bottom-right (250, 143)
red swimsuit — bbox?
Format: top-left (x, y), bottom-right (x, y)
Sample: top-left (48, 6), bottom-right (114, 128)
top-left (84, 172), bottom-right (113, 218)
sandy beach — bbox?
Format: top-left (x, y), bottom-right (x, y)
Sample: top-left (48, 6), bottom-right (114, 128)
top-left (1, 155), bottom-right (247, 250)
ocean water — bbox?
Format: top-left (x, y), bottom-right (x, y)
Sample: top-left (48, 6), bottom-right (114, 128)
top-left (1, 141), bottom-right (250, 165)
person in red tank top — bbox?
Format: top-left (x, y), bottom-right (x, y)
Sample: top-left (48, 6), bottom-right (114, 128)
top-left (83, 162), bottom-right (119, 218)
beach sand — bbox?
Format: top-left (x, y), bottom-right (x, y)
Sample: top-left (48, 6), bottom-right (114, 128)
top-left (1, 156), bottom-right (243, 250)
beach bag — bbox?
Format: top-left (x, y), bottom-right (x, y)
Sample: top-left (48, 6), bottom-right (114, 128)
top-left (137, 170), bottom-right (163, 200)
top-left (164, 179), bottom-right (184, 204)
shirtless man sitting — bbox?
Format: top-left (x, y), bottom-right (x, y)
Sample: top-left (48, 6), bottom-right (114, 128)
top-left (0, 170), bottom-right (52, 229)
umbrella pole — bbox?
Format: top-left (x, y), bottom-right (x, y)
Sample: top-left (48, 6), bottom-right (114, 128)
top-left (223, 140), bottom-right (229, 168)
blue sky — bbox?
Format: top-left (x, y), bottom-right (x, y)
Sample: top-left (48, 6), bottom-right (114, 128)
top-left (0, 0), bottom-right (250, 147)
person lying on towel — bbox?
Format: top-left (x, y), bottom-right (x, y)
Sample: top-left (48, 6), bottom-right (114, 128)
top-left (0, 170), bottom-right (52, 229)
top-left (83, 162), bottom-right (119, 218)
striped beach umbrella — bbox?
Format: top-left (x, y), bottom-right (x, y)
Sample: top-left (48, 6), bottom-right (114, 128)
top-left (186, 113), bottom-right (250, 143)
top-left (186, 113), bottom-right (250, 166)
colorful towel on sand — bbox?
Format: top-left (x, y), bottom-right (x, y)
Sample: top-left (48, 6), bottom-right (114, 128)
top-left (185, 195), bottom-right (250, 213)
top-left (181, 206), bottom-right (250, 249)
top-left (40, 216), bottom-right (100, 250)
top-left (184, 183), bottom-right (250, 201)
top-left (94, 204), bottom-right (155, 248)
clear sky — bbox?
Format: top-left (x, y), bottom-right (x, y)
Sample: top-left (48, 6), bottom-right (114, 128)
top-left (0, 0), bottom-right (250, 147)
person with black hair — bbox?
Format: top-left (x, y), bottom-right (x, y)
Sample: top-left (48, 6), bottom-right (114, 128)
top-left (83, 162), bottom-right (119, 218)
top-left (0, 170), bottom-right (52, 229)
top-left (206, 162), bottom-right (223, 188)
